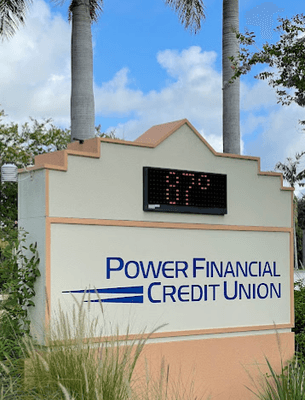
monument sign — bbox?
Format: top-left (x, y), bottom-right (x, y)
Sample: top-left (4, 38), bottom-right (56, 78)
top-left (18, 119), bottom-right (294, 399)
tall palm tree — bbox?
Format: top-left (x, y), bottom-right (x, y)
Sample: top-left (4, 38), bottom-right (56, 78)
top-left (70, 0), bottom-right (206, 142)
top-left (0, 0), bottom-right (206, 141)
top-left (69, 0), bottom-right (102, 142)
top-left (222, 0), bottom-right (240, 154)
top-left (0, 0), bottom-right (32, 38)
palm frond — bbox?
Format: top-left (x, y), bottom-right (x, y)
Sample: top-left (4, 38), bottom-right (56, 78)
top-left (88, 0), bottom-right (103, 22)
top-left (68, 0), bottom-right (103, 23)
top-left (0, 0), bottom-right (32, 39)
top-left (164, 0), bottom-right (206, 34)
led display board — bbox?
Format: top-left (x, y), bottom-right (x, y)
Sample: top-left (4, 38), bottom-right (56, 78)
top-left (143, 166), bottom-right (227, 215)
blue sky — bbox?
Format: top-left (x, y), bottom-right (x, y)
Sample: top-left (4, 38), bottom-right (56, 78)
top-left (1, 0), bottom-right (304, 187)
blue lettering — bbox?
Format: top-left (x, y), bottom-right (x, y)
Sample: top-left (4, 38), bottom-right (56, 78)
top-left (224, 280), bottom-right (238, 300)
top-left (257, 283), bottom-right (268, 299)
top-left (236, 262), bottom-right (248, 277)
top-left (148, 282), bottom-right (161, 303)
top-left (262, 262), bottom-right (272, 277)
top-left (273, 262), bottom-right (280, 277)
top-left (125, 261), bottom-right (140, 279)
top-left (209, 284), bottom-right (220, 300)
top-left (193, 258), bottom-right (205, 278)
top-left (270, 283), bottom-right (281, 298)
top-left (191, 285), bottom-right (203, 301)
top-left (163, 286), bottom-right (176, 302)
top-left (178, 285), bottom-right (189, 302)
top-left (140, 261), bottom-right (162, 278)
top-left (162, 261), bottom-right (174, 278)
top-left (239, 283), bottom-right (251, 299)
top-left (204, 284), bottom-right (208, 301)
top-left (211, 261), bottom-right (223, 277)
top-left (224, 262), bottom-right (235, 277)
top-left (175, 261), bottom-right (188, 278)
top-left (106, 257), bottom-right (124, 279)
top-left (249, 262), bottom-right (258, 277)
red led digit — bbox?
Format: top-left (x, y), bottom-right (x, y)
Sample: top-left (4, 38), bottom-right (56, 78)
top-left (198, 175), bottom-right (210, 190)
top-left (183, 173), bottom-right (207, 203)
top-left (166, 172), bottom-right (180, 204)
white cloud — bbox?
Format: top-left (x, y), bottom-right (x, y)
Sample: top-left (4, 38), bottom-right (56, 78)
top-left (1, 1), bottom-right (304, 182)
top-left (241, 81), bottom-right (305, 174)
top-left (95, 46), bottom-right (224, 152)
top-left (0, 0), bottom-right (71, 127)
top-left (241, 78), bottom-right (278, 111)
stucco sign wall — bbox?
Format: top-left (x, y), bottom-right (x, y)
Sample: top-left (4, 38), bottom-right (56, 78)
top-left (18, 119), bottom-right (294, 399)
top-left (52, 224), bottom-right (290, 335)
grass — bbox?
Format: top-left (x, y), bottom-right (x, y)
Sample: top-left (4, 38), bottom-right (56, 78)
top-left (246, 354), bottom-right (305, 400)
top-left (3, 292), bottom-right (304, 399)
top-left (0, 293), bottom-right (204, 400)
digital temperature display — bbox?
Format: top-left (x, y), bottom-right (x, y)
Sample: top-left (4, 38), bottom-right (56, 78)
top-left (143, 167), bottom-right (227, 215)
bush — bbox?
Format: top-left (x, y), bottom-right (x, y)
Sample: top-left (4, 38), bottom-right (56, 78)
top-left (247, 355), bottom-right (305, 399)
top-left (293, 280), bottom-right (305, 359)
top-left (23, 297), bottom-right (150, 400)
top-left (0, 230), bottom-right (40, 363)
top-left (0, 294), bottom-right (204, 400)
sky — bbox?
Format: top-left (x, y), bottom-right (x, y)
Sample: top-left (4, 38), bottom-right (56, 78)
top-left (0, 0), bottom-right (305, 191)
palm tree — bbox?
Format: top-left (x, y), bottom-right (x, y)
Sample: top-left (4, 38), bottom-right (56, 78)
top-left (0, 0), bottom-right (32, 39)
top-left (0, 0), bottom-right (206, 141)
top-left (69, 0), bottom-right (102, 142)
top-left (69, 0), bottom-right (206, 142)
top-left (222, 0), bottom-right (240, 154)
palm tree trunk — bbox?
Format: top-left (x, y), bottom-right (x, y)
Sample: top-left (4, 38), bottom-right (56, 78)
top-left (70, 0), bottom-right (95, 142)
top-left (222, 0), bottom-right (240, 154)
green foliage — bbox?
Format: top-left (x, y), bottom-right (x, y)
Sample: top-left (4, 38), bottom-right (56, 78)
top-left (274, 153), bottom-right (305, 268)
top-left (247, 356), bottom-right (305, 399)
top-left (298, 196), bottom-right (305, 231)
top-left (0, 296), bottom-right (203, 400)
top-left (230, 14), bottom-right (305, 127)
top-left (0, 230), bottom-right (40, 362)
top-left (22, 296), bottom-right (156, 399)
top-left (297, 196), bottom-right (305, 264)
top-left (294, 281), bottom-right (305, 358)
top-left (275, 152), bottom-right (305, 189)
top-left (296, 223), bottom-right (303, 266)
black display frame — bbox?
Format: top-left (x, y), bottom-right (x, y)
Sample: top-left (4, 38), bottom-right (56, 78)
top-left (143, 166), bottom-right (227, 215)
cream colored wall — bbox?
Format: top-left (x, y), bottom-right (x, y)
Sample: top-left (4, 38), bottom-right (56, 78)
top-left (18, 169), bottom-right (47, 340)
top-left (18, 169), bottom-right (46, 219)
top-left (51, 223), bottom-right (291, 336)
top-left (48, 125), bottom-right (291, 228)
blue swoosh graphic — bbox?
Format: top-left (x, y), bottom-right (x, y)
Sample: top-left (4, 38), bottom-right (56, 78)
top-left (85, 296), bottom-right (144, 304)
top-left (62, 286), bottom-right (143, 295)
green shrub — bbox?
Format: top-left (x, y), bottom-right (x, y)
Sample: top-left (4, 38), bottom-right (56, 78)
top-left (247, 356), bottom-right (305, 399)
top-left (0, 230), bottom-right (40, 363)
top-left (22, 296), bottom-right (160, 400)
top-left (293, 280), bottom-right (305, 359)
top-left (0, 293), bottom-right (205, 400)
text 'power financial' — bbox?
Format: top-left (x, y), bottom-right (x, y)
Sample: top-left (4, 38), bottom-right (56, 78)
top-left (63, 257), bottom-right (282, 304)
